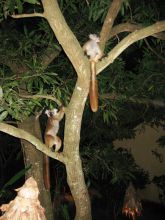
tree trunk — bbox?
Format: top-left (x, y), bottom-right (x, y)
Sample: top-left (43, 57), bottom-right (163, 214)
top-left (63, 78), bottom-right (92, 220)
top-left (65, 155), bottom-right (92, 220)
top-left (18, 116), bottom-right (54, 220)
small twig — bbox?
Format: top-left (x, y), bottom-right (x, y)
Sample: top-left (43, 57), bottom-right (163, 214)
top-left (144, 39), bottom-right (165, 63)
top-left (5, 121), bottom-right (17, 125)
top-left (85, 0), bottom-right (89, 5)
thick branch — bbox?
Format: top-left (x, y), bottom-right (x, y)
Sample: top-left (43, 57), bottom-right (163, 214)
top-left (0, 123), bottom-right (65, 163)
top-left (97, 21), bottom-right (165, 74)
top-left (0, 57), bottom-right (29, 74)
top-left (109, 22), bottom-right (165, 40)
top-left (39, 46), bottom-right (62, 68)
top-left (0, 46), bottom-right (61, 74)
top-left (100, 0), bottom-right (123, 50)
top-left (41, 0), bottom-right (88, 78)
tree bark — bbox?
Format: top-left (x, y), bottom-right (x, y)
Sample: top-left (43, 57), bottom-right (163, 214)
top-left (18, 116), bottom-right (54, 220)
top-left (63, 77), bottom-right (92, 220)
top-left (65, 156), bottom-right (91, 220)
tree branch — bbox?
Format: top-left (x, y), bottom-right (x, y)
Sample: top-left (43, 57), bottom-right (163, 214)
top-left (11, 12), bottom-right (45, 19)
top-left (0, 123), bottom-right (65, 163)
top-left (0, 46), bottom-right (61, 74)
top-left (41, 0), bottom-right (88, 78)
top-left (97, 21), bottom-right (165, 74)
top-left (0, 56), bottom-right (29, 74)
top-left (19, 94), bottom-right (62, 106)
top-left (109, 22), bottom-right (165, 40)
top-left (40, 46), bottom-right (62, 68)
top-left (100, 0), bottom-right (123, 50)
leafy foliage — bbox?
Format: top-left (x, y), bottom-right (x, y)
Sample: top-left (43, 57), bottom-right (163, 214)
top-left (0, 20), bottom-right (73, 121)
top-left (0, 0), bottom-right (40, 20)
top-left (82, 144), bottom-right (148, 186)
top-left (0, 70), bottom-right (72, 120)
top-left (98, 39), bottom-right (165, 124)
top-left (153, 175), bottom-right (165, 204)
top-left (87, 0), bottom-right (110, 22)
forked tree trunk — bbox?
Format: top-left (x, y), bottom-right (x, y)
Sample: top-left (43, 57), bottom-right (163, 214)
top-left (18, 116), bottom-right (54, 220)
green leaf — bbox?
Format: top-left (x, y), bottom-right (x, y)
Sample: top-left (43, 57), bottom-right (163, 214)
top-left (8, 0), bottom-right (15, 13)
top-left (16, 0), bottom-right (23, 14)
top-left (23, 0), bottom-right (38, 4)
top-left (60, 204), bottom-right (70, 220)
top-left (27, 80), bottom-right (33, 92)
top-left (110, 111), bottom-right (117, 120)
top-left (0, 111), bottom-right (8, 121)
top-left (148, 85), bottom-right (154, 91)
top-left (121, 5), bottom-right (125, 16)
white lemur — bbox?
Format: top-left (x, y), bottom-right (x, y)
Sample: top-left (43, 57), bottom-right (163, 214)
top-left (43, 106), bottom-right (65, 190)
top-left (83, 34), bottom-right (103, 112)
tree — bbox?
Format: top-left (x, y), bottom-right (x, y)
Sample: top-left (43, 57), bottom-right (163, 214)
top-left (0, 0), bottom-right (165, 220)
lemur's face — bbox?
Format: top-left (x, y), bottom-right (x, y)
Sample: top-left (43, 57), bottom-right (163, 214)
top-left (89, 34), bottom-right (100, 43)
top-left (45, 109), bottom-right (58, 117)
top-left (50, 109), bottom-right (58, 116)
